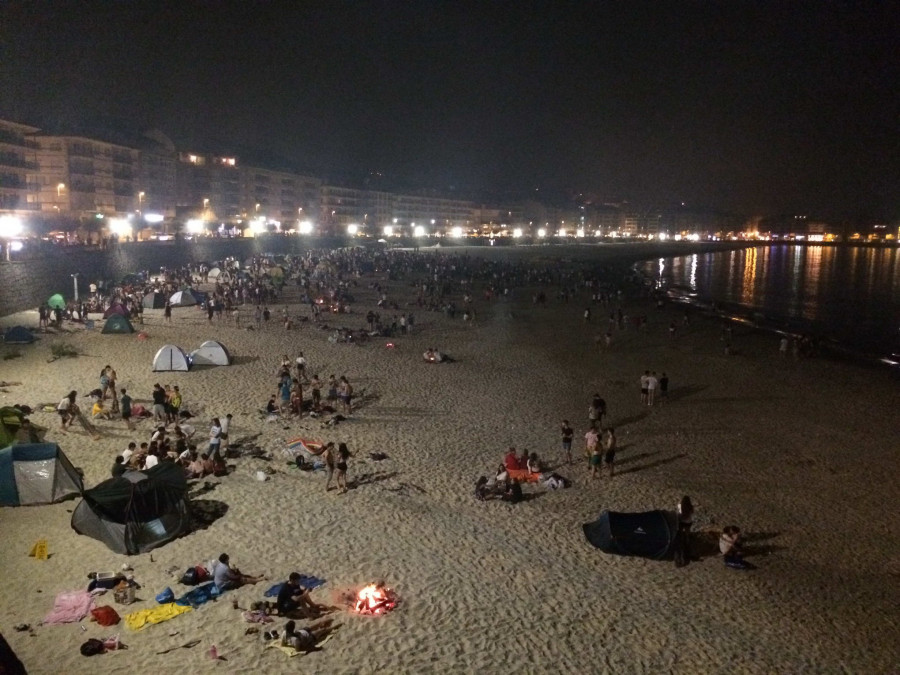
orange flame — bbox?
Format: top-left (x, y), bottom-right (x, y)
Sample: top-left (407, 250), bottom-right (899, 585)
top-left (355, 584), bottom-right (394, 614)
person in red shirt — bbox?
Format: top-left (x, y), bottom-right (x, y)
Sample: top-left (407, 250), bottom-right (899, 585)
top-left (504, 447), bottom-right (518, 471)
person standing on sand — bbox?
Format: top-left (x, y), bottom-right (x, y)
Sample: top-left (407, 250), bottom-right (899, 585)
top-left (603, 428), bottom-right (617, 477)
top-left (310, 375), bottom-right (322, 410)
top-left (647, 372), bottom-right (659, 406)
top-left (57, 391), bottom-right (78, 431)
top-left (779, 336), bottom-right (788, 357)
top-left (322, 442), bottom-right (336, 492)
top-left (295, 352), bottom-right (307, 382)
top-left (584, 426), bottom-right (600, 465)
top-left (120, 388), bottom-right (134, 431)
top-left (560, 420), bottom-right (574, 464)
top-left (675, 495), bottom-right (694, 567)
top-left (336, 442), bottom-right (350, 493)
top-left (338, 376), bottom-right (353, 415)
top-left (164, 300), bottom-right (172, 323)
top-left (640, 371), bottom-right (650, 405)
top-left (152, 384), bottom-right (167, 426)
top-left (209, 418), bottom-right (222, 461)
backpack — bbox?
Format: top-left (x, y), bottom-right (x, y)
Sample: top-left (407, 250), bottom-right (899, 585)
top-left (180, 567), bottom-right (199, 586)
top-left (80, 638), bottom-right (106, 657)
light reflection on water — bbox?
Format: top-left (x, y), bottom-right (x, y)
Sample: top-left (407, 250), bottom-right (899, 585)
top-left (640, 245), bottom-right (900, 355)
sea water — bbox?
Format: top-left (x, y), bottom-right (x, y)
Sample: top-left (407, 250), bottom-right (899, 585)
top-left (637, 245), bottom-right (900, 363)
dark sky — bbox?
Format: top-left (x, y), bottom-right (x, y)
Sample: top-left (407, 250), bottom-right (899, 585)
top-left (1, 1), bottom-right (897, 220)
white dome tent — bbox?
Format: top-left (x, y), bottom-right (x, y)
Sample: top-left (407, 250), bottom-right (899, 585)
top-left (169, 290), bottom-right (197, 307)
top-left (189, 340), bottom-right (231, 366)
top-left (152, 344), bottom-right (191, 372)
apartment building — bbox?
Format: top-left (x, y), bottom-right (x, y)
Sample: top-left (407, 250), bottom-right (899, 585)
top-left (175, 152), bottom-right (241, 222)
top-left (31, 134), bottom-right (141, 218)
top-left (240, 165), bottom-right (320, 225)
top-left (320, 185), bottom-right (478, 236)
top-left (0, 119), bottom-right (39, 215)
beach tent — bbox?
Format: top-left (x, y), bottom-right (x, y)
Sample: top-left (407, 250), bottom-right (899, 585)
top-left (207, 267), bottom-right (222, 280)
top-left (47, 293), bottom-right (66, 310)
top-left (189, 340), bottom-right (231, 366)
top-left (101, 314), bottom-right (135, 334)
top-left (142, 291), bottom-right (166, 309)
top-left (3, 325), bottom-right (35, 344)
top-left (152, 344), bottom-right (191, 371)
top-left (0, 631), bottom-right (26, 674)
top-left (169, 290), bottom-right (197, 307)
top-left (0, 443), bottom-right (83, 506)
top-left (103, 303), bottom-right (129, 318)
top-left (71, 463), bottom-right (191, 555)
top-left (0, 407), bottom-right (40, 447)
top-left (582, 510), bottom-right (678, 560)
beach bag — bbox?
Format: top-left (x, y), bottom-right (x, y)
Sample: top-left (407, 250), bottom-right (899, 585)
top-left (156, 587), bottom-right (175, 603)
top-left (90, 605), bottom-right (120, 627)
top-left (195, 565), bottom-right (209, 583)
top-left (80, 638), bottom-right (106, 656)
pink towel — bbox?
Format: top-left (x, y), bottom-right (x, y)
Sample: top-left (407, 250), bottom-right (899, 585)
top-left (43, 590), bottom-right (94, 625)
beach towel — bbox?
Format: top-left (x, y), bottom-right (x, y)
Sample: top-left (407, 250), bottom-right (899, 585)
top-left (266, 631), bottom-right (335, 658)
top-left (506, 468), bottom-right (541, 484)
top-left (123, 603), bottom-right (192, 631)
top-left (90, 606), bottom-right (121, 627)
top-left (264, 575), bottom-right (326, 598)
top-left (43, 590), bottom-right (94, 625)
top-left (175, 581), bottom-right (219, 607)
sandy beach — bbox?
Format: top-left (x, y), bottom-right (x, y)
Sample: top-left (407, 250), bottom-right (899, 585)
top-left (1, 245), bottom-right (898, 673)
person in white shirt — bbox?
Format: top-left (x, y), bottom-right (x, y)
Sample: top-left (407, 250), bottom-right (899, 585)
top-left (647, 372), bottom-right (659, 406)
top-left (143, 452), bottom-right (159, 469)
top-left (639, 371), bottom-right (650, 405)
top-left (122, 442), bottom-right (136, 464)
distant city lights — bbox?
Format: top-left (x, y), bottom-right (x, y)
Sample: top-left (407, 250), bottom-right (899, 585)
top-left (347, 223), bottom-right (359, 235)
top-left (383, 225), bottom-right (394, 237)
top-left (413, 225), bottom-right (426, 237)
top-left (298, 220), bottom-right (314, 235)
top-left (186, 219), bottom-right (205, 234)
top-left (0, 215), bottom-right (24, 238)
top-left (144, 213), bottom-right (164, 224)
top-left (451, 226), bottom-right (463, 238)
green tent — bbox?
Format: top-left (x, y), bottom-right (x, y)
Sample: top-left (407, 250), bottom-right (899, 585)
top-left (0, 407), bottom-right (39, 447)
top-left (101, 314), bottom-right (135, 334)
top-left (47, 293), bottom-right (66, 310)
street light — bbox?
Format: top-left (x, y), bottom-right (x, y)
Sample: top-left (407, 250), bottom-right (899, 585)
top-left (57, 183), bottom-right (65, 196)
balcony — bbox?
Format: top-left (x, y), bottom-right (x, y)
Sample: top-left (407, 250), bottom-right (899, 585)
top-left (0, 155), bottom-right (38, 170)
top-left (0, 175), bottom-right (26, 189)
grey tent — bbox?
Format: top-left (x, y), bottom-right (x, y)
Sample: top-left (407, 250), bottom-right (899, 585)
top-left (71, 463), bottom-right (191, 555)
top-left (142, 292), bottom-right (166, 309)
top-left (583, 510), bottom-right (678, 560)
top-left (0, 443), bottom-right (83, 506)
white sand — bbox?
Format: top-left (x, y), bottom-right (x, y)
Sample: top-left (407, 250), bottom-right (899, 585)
top-left (1, 247), bottom-right (898, 673)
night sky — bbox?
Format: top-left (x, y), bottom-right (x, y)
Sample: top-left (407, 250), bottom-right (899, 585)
top-left (1, 1), bottom-right (897, 220)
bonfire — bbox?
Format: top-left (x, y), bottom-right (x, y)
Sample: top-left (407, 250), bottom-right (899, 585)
top-left (353, 582), bottom-right (398, 615)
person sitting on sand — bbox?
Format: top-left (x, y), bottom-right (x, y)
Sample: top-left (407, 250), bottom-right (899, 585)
top-left (212, 553), bottom-right (266, 592)
top-left (280, 619), bottom-right (336, 651)
top-left (266, 395), bottom-right (279, 415)
top-left (198, 452), bottom-right (214, 476)
top-left (503, 447), bottom-right (519, 472)
top-left (91, 398), bottom-right (111, 420)
top-left (720, 525), bottom-right (752, 569)
top-left (502, 478), bottom-right (523, 504)
top-left (517, 448), bottom-right (530, 470)
top-left (276, 572), bottom-right (328, 618)
top-left (526, 452), bottom-right (543, 475)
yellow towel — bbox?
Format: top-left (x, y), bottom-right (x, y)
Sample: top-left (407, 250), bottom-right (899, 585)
top-left (266, 632), bottom-right (335, 657)
top-left (124, 603), bottom-right (192, 631)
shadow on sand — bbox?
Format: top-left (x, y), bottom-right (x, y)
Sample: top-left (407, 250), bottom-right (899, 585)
top-left (617, 453), bottom-right (687, 475)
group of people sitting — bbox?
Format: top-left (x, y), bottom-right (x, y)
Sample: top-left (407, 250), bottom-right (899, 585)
top-left (111, 423), bottom-right (225, 478)
top-left (422, 347), bottom-right (452, 363)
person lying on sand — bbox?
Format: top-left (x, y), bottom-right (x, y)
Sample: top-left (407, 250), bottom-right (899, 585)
top-left (279, 618), bottom-right (337, 651)
top-left (276, 572), bottom-right (329, 619)
top-left (213, 553), bottom-right (266, 592)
